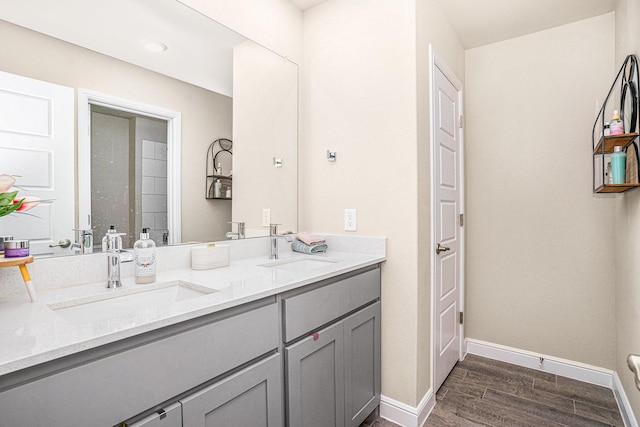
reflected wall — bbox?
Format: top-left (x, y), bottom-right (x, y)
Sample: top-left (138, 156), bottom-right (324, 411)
top-left (0, 18), bottom-right (233, 244)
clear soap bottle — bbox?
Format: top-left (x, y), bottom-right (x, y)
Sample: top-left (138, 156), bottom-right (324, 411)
top-left (134, 228), bottom-right (156, 284)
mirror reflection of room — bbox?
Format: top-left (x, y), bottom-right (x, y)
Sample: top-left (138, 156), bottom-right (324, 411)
top-left (0, 0), bottom-right (298, 258)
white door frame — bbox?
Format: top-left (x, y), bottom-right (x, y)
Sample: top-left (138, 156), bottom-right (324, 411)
top-left (77, 89), bottom-right (182, 244)
top-left (429, 46), bottom-right (465, 389)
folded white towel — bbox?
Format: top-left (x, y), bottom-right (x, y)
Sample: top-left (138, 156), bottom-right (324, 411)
top-left (296, 232), bottom-right (325, 246)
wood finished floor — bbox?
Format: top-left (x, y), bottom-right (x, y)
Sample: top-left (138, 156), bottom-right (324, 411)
top-left (362, 354), bottom-right (624, 427)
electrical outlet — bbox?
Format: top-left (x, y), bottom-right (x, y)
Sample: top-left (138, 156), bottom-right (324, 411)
top-left (262, 209), bottom-right (271, 227)
top-left (344, 208), bottom-right (357, 231)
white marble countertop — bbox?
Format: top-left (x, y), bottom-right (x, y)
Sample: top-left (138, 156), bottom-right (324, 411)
top-left (0, 240), bottom-right (385, 377)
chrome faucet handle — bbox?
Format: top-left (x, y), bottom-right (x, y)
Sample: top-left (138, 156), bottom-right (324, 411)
top-left (268, 223), bottom-right (282, 236)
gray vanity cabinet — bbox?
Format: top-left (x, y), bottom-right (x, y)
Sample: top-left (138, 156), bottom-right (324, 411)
top-left (181, 353), bottom-right (283, 427)
top-left (286, 321), bottom-right (346, 427)
top-left (283, 266), bottom-right (381, 427)
top-left (343, 302), bottom-right (381, 426)
top-left (0, 265), bottom-right (381, 427)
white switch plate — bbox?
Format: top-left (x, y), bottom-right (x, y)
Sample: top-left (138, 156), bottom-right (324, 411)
top-left (262, 209), bottom-right (271, 227)
top-left (344, 208), bottom-right (357, 231)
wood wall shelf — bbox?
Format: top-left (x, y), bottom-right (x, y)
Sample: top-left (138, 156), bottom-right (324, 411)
top-left (594, 183), bottom-right (640, 193)
top-left (593, 133), bottom-right (639, 154)
top-left (592, 55), bottom-right (640, 193)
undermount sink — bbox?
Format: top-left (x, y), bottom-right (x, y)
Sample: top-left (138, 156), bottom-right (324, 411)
top-left (258, 256), bottom-right (340, 273)
top-left (48, 281), bottom-right (216, 326)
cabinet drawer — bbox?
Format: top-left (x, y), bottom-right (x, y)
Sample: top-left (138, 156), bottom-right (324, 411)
top-left (0, 302), bottom-right (279, 427)
top-left (282, 267), bottom-right (380, 342)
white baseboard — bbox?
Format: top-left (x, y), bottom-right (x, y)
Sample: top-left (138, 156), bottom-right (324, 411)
top-left (613, 371), bottom-right (640, 427)
top-left (466, 339), bottom-right (612, 387)
top-left (379, 388), bottom-right (435, 427)
top-left (466, 338), bottom-right (638, 427)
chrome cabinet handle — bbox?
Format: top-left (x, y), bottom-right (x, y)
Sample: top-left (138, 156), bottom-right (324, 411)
top-left (49, 239), bottom-right (71, 248)
top-left (436, 243), bottom-right (451, 255)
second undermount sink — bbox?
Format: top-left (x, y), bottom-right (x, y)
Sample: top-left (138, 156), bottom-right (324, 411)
top-left (49, 281), bottom-right (216, 326)
top-left (258, 256), bottom-right (340, 273)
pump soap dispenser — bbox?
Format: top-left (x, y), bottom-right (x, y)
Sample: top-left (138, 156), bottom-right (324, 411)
top-left (134, 228), bottom-right (156, 284)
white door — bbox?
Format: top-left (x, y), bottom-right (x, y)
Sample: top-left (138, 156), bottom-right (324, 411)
top-left (0, 71), bottom-right (74, 257)
top-left (433, 60), bottom-right (463, 391)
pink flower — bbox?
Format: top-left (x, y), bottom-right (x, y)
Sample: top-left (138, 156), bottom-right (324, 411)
top-left (0, 174), bottom-right (16, 193)
top-left (14, 196), bottom-right (40, 212)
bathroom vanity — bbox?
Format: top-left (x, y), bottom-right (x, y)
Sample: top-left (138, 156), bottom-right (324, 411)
top-left (0, 236), bottom-right (384, 427)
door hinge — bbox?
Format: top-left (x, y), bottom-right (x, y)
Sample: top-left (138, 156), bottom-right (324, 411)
top-left (459, 213), bottom-right (464, 227)
top-left (458, 114), bottom-right (464, 129)
top-left (459, 312), bottom-right (464, 324)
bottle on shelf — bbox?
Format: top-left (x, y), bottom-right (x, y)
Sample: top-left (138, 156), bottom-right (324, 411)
top-left (134, 228), bottom-right (156, 284)
top-left (610, 110), bottom-right (624, 135)
top-left (214, 179), bottom-right (222, 198)
top-left (612, 146), bottom-right (627, 184)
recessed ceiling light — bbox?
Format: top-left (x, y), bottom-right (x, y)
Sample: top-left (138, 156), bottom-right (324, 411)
top-left (141, 39), bottom-right (167, 53)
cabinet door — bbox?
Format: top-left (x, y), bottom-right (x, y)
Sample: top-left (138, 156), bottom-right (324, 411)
top-left (181, 354), bottom-right (282, 427)
top-left (285, 321), bottom-right (345, 427)
top-left (344, 302), bottom-right (381, 427)
top-left (128, 402), bottom-right (182, 427)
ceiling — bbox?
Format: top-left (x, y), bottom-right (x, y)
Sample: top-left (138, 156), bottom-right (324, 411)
top-left (435, 0), bottom-right (616, 49)
top-left (289, 0), bottom-right (328, 10)
top-left (289, 0), bottom-right (616, 49)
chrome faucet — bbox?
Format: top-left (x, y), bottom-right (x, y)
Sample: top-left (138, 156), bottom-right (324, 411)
top-left (105, 232), bottom-right (133, 289)
top-left (71, 228), bottom-right (93, 254)
top-left (226, 221), bottom-right (246, 239)
top-left (269, 224), bottom-right (293, 260)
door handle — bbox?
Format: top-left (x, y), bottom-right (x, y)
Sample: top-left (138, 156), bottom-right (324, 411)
top-left (436, 243), bottom-right (450, 255)
top-left (628, 354), bottom-right (640, 390)
top-left (49, 238), bottom-right (71, 248)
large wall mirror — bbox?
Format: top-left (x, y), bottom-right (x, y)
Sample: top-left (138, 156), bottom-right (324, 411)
top-left (0, 0), bottom-right (298, 257)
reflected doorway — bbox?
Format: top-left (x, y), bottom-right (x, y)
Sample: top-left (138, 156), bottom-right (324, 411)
top-left (77, 89), bottom-right (182, 249)
top-left (90, 106), bottom-right (168, 249)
